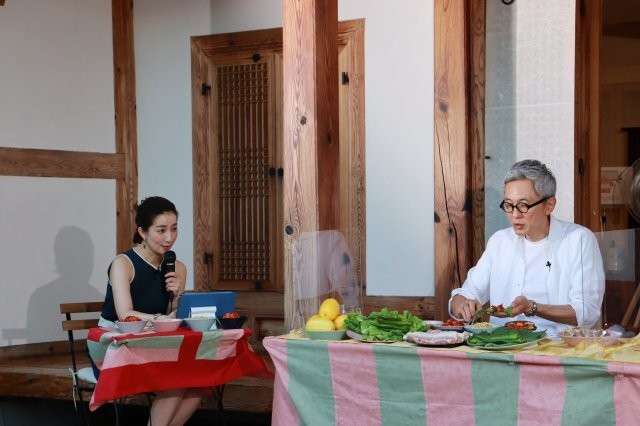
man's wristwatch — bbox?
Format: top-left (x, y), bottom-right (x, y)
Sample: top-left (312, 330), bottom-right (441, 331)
top-left (525, 300), bottom-right (538, 317)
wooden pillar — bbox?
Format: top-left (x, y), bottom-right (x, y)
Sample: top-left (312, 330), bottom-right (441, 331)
top-left (112, 0), bottom-right (138, 253)
top-left (434, 0), bottom-right (471, 319)
top-left (282, 0), bottom-right (340, 327)
top-left (574, 0), bottom-right (601, 230)
top-left (469, 0), bottom-right (486, 266)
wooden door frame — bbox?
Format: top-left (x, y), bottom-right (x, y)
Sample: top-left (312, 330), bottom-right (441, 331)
top-left (574, 0), bottom-right (602, 231)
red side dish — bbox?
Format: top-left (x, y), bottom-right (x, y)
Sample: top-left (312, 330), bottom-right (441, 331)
top-left (505, 320), bottom-right (536, 330)
top-left (442, 318), bottom-right (465, 327)
top-left (121, 315), bottom-right (142, 322)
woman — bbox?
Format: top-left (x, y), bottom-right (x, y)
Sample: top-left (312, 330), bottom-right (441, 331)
top-left (449, 160), bottom-right (605, 338)
top-left (99, 196), bottom-right (202, 426)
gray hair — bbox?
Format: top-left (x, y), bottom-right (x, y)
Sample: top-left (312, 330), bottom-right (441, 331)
top-left (504, 159), bottom-right (556, 198)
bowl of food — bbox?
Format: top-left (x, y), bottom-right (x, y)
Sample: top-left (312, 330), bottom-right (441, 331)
top-left (217, 314), bottom-right (247, 330)
top-left (434, 318), bottom-right (466, 331)
top-left (424, 320), bottom-right (444, 329)
top-left (560, 328), bottom-right (622, 347)
top-left (184, 317), bottom-right (216, 332)
top-left (115, 316), bottom-right (147, 334)
top-left (151, 318), bottom-right (182, 332)
top-left (464, 322), bottom-right (498, 333)
top-left (305, 329), bottom-right (347, 340)
top-left (505, 320), bottom-right (537, 330)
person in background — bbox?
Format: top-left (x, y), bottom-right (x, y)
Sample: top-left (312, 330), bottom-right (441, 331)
top-left (450, 159), bottom-right (605, 338)
top-left (97, 196), bottom-right (200, 426)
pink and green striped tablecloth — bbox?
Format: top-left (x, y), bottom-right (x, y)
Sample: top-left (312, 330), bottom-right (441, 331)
top-left (263, 336), bottom-right (640, 425)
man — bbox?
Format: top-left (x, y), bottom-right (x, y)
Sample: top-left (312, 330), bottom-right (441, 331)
top-left (450, 159), bottom-right (605, 338)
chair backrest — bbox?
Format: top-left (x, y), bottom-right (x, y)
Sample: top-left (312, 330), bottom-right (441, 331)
top-left (60, 301), bottom-right (103, 376)
top-left (60, 301), bottom-right (103, 332)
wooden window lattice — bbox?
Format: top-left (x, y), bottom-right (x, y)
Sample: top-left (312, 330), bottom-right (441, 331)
top-left (217, 63), bottom-right (271, 282)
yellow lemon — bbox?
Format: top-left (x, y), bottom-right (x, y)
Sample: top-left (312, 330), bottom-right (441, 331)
top-left (333, 314), bottom-right (348, 330)
top-left (319, 298), bottom-right (340, 320)
top-left (307, 314), bottom-right (322, 322)
top-left (305, 316), bottom-right (336, 332)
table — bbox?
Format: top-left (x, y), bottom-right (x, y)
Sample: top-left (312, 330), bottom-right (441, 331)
top-left (263, 335), bottom-right (640, 425)
top-left (88, 327), bottom-right (270, 411)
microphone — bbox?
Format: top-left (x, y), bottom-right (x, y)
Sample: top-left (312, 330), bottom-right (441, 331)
top-left (162, 251), bottom-right (177, 304)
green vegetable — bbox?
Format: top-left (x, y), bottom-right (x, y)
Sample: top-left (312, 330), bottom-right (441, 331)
top-left (467, 327), bottom-right (546, 347)
top-left (344, 308), bottom-right (426, 341)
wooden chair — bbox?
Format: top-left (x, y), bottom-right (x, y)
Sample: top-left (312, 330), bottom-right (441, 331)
top-left (621, 283), bottom-right (640, 330)
top-left (60, 301), bottom-right (103, 426)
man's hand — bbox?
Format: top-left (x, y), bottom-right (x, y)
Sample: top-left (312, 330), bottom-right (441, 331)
top-left (510, 296), bottom-right (533, 316)
top-left (452, 295), bottom-right (483, 323)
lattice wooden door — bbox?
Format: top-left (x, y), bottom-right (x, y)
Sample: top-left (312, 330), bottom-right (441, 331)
top-left (207, 53), bottom-right (283, 291)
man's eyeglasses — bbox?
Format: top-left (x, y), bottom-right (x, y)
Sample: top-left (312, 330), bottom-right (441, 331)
top-left (499, 197), bottom-right (549, 214)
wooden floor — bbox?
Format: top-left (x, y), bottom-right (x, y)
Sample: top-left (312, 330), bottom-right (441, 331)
top-left (0, 397), bottom-right (271, 425)
top-left (0, 339), bottom-right (275, 418)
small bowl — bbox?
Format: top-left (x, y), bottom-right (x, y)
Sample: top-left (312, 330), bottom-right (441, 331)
top-left (305, 329), bottom-right (347, 340)
top-left (505, 320), bottom-right (537, 330)
top-left (152, 318), bottom-right (182, 332)
top-left (184, 317), bottom-right (216, 332)
top-left (115, 320), bottom-right (147, 334)
top-left (560, 328), bottom-right (622, 347)
top-left (218, 315), bottom-right (247, 329)
top-left (424, 320), bottom-right (444, 329)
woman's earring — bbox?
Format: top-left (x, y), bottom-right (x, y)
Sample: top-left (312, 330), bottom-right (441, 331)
top-left (143, 240), bottom-right (147, 249)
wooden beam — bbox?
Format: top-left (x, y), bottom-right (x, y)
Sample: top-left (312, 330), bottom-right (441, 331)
top-left (0, 147), bottom-right (124, 179)
top-left (112, 0), bottom-right (138, 253)
top-left (282, 0), bottom-right (340, 234)
top-left (434, 0), bottom-right (471, 319)
top-left (469, 0), bottom-right (486, 265)
top-left (282, 0), bottom-right (340, 328)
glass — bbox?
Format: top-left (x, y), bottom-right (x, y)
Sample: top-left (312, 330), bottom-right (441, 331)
top-left (499, 197), bottom-right (549, 214)
top-left (340, 304), bottom-right (361, 315)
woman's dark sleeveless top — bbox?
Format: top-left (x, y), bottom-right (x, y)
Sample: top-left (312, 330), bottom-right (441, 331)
top-left (101, 248), bottom-right (169, 321)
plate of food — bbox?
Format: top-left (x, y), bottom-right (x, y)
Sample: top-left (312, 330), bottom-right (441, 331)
top-left (404, 330), bottom-right (471, 346)
top-left (346, 330), bottom-right (398, 343)
top-left (466, 326), bottom-right (546, 350)
top-left (505, 320), bottom-right (537, 330)
top-left (433, 318), bottom-right (466, 331)
top-left (560, 327), bottom-right (622, 347)
top-left (468, 338), bottom-right (546, 351)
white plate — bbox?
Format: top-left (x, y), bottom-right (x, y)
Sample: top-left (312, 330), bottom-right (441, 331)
top-left (466, 337), bottom-right (545, 351)
top-left (346, 330), bottom-right (397, 343)
top-left (433, 324), bottom-right (465, 332)
top-left (404, 330), bottom-right (469, 346)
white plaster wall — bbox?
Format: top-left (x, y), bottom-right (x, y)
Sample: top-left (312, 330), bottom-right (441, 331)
top-left (0, 0), bottom-right (114, 152)
top-left (134, 0), bottom-right (212, 291)
top-left (0, 0), bottom-right (115, 345)
top-left (485, 0), bottom-right (576, 240)
top-left (208, 0), bottom-right (435, 296)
